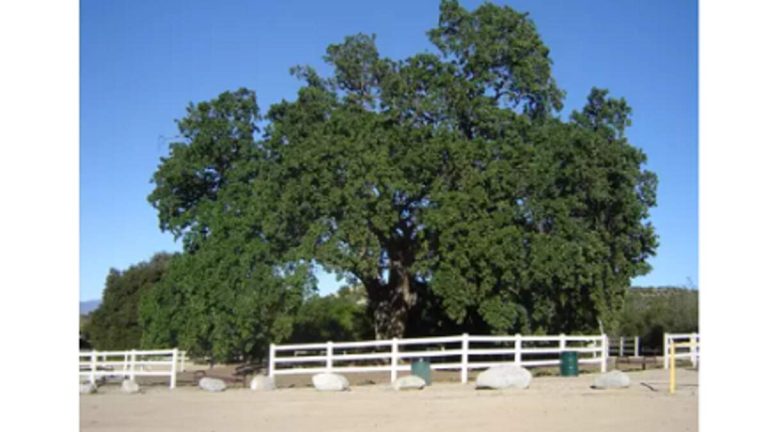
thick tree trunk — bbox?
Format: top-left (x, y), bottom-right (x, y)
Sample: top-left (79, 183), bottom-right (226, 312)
top-left (365, 260), bottom-right (417, 339)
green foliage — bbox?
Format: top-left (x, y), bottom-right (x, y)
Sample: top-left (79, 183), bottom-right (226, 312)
top-left (138, 213), bottom-right (313, 364)
top-left (147, 0), bottom-right (658, 344)
top-left (291, 285), bottom-right (374, 343)
top-left (142, 88), bottom-right (314, 362)
top-left (617, 287), bottom-right (699, 351)
top-left (80, 314), bottom-right (93, 349)
top-left (148, 88), bottom-right (262, 251)
top-left (427, 0), bottom-right (564, 117)
top-left (86, 253), bottom-right (172, 350)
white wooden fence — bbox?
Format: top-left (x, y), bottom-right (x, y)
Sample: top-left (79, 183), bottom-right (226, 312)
top-left (178, 350), bottom-right (187, 372)
top-left (79, 348), bottom-right (179, 389)
top-left (269, 333), bottom-right (608, 384)
top-left (664, 333), bottom-right (699, 369)
top-left (609, 336), bottom-right (641, 357)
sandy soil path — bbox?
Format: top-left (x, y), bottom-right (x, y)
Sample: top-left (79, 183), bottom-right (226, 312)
top-left (80, 368), bottom-right (697, 432)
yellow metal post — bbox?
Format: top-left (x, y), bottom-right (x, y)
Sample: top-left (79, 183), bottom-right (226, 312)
top-left (669, 341), bottom-right (676, 394)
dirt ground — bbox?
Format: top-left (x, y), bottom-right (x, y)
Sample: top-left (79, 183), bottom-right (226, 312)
top-left (80, 367), bottom-right (697, 432)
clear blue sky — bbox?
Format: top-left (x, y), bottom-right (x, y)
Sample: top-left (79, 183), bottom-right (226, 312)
top-left (80, 0), bottom-right (698, 301)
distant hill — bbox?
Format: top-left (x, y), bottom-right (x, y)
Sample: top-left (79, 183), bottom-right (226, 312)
top-left (80, 299), bottom-right (101, 315)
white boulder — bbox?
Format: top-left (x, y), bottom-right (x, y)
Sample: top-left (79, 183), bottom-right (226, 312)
top-left (476, 364), bottom-right (532, 390)
top-left (250, 375), bottom-right (276, 391)
top-left (121, 379), bottom-right (141, 394)
top-left (592, 370), bottom-right (631, 389)
top-left (312, 373), bottom-right (350, 391)
top-left (199, 377), bottom-right (227, 392)
top-left (393, 375), bottom-right (426, 391)
top-left (80, 383), bottom-right (98, 394)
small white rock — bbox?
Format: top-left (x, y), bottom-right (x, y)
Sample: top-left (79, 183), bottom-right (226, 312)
top-left (199, 377), bottom-right (227, 392)
top-left (121, 379), bottom-right (141, 394)
top-left (250, 375), bottom-right (276, 391)
top-left (476, 364), bottom-right (532, 390)
top-left (592, 370), bottom-right (631, 389)
top-left (312, 373), bottom-right (350, 391)
top-left (393, 375), bottom-right (426, 391)
top-left (80, 383), bottom-right (98, 394)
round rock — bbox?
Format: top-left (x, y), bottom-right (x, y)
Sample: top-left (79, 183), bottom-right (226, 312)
top-left (250, 375), bottom-right (276, 391)
top-left (393, 375), bottom-right (426, 391)
top-left (591, 370), bottom-right (631, 389)
top-left (80, 383), bottom-right (98, 394)
top-left (199, 377), bottom-right (227, 392)
top-left (476, 364), bottom-right (532, 390)
top-left (312, 373), bottom-right (350, 391)
top-left (121, 379), bottom-right (141, 394)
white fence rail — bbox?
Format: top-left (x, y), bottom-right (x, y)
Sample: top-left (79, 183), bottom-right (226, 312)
top-left (609, 336), bottom-right (641, 357)
top-left (79, 348), bottom-right (179, 389)
top-left (269, 333), bottom-right (608, 384)
top-left (664, 333), bottom-right (699, 369)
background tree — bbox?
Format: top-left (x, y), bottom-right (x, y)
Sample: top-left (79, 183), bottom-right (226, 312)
top-left (80, 314), bottom-right (93, 350)
top-left (290, 285), bottom-right (373, 343)
top-left (148, 0), bottom-right (658, 344)
top-left (138, 236), bottom-right (311, 363)
top-left (85, 253), bottom-right (172, 350)
top-left (617, 286), bottom-right (698, 352)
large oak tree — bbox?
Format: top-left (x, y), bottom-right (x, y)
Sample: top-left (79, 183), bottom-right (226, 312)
top-left (145, 0), bottom-right (657, 347)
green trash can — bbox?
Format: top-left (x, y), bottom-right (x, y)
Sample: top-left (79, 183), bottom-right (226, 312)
top-left (411, 358), bottom-right (432, 385)
top-left (560, 351), bottom-right (579, 377)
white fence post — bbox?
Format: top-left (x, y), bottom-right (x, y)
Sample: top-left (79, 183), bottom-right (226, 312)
top-left (326, 341), bottom-right (333, 373)
top-left (170, 348), bottom-right (178, 389)
top-left (601, 334), bottom-right (608, 372)
top-left (559, 333), bottom-right (566, 353)
top-left (690, 333), bottom-right (697, 368)
top-left (90, 351), bottom-right (96, 385)
top-left (619, 336), bottom-right (625, 357)
top-left (122, 352), bottom-right (129, 378)
top-left (663, 333), bottom-right (669, 369)
top-left (391, 338), bottom-right (399, 383)
top-left (514, 334), bottom-right (522, 365)
top-left (696, 334), bottom-right (701, 366)
top-left (129, 349), bottom-right (136, 380)
top-left (268, 344), bottom-right (276, 377)
top-left (634, 336), bottom-right (640, 357)
top-left (460, 333), bottom-right (469, 384)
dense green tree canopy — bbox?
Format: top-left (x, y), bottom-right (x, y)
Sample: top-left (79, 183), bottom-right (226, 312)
top-left (86, 253), bottom-right (172, 350)
top-left (147, 0), bottom-right (657, 345)
top-left (140, 188), bottom-right (312, 361)
top-left (618, 287), bottom-right (698, 352)
top-left (141, 88), bottom-right (315, 362)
